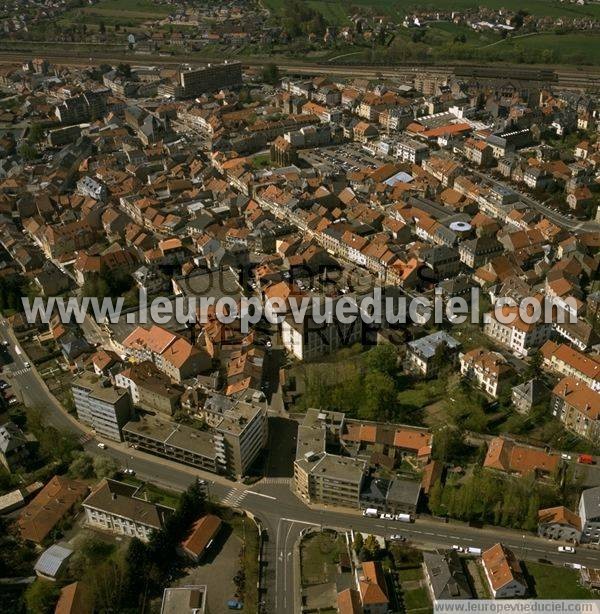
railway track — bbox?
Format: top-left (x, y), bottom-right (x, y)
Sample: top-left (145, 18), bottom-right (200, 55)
top-left (0, 47), bottom-right (599, 91)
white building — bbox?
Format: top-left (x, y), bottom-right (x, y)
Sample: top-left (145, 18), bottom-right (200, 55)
top-left (83, 478), bottom-right (173, 542)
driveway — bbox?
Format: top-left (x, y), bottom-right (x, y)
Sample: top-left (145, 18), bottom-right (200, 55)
top-left (174, 524), bottom-right (244, 612)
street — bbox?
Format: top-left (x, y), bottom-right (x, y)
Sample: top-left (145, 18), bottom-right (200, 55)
top-left (3, 322), bottom-right (600, 614)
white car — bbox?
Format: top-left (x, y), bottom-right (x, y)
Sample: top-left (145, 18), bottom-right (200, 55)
top-left (23, 361), bottom-right (30, 368)
top-left (380, 513), bottom-right (394, 520)
top-left (390, 534), bottom-right (405, 541)
top-left (452, 545), bottom-right (464, 552)
top-left (558, 546), bottom-right (576, 553)
top-left (97, 442), bottom-right (106, 449)
top-left (123, 468), bottom-right (135, 475)
top-left (561, 453), bottom-right (572, 461)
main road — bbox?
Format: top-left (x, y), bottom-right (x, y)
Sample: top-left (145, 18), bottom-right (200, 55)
top-left (3, 321), bottom-right (600, 614)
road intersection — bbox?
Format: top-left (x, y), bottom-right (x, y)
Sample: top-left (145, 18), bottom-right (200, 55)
top-left (3, 320), bottom-right (600, 613)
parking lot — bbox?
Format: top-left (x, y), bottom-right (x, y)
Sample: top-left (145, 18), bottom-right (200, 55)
top-left (300, 142), bottom-right (385, 174)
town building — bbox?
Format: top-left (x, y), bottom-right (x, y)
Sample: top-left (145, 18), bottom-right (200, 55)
top-left (551, 377), bottom-right (600, 445)
top-left (537, 506), bottom-right (582, 542)
top-left (481, 543), bottom-right (527, 599)
top-left (459, 347), bottom-right (514, 398)
top-left (17, 475), bottom-right (88, 544)
top-left (405, 331), bottom-right (461, 377)
top-left (72, 373), bottom-right (132, 442)
top-left (83, 478), bottom-right (173, 541)
top-left (423, 550), bottom-right (474, 602)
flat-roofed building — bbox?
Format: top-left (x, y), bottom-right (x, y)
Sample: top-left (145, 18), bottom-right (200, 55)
top-left (72, 373), bottom-right (132, 441)
top-left (211, 394), bottom-right (268, 477)
top-left (122, 414), bottom-right (218, 473)
top-left (179, 61), bottom-right (242, 98)
top-left (295, 451), bottom-right (366, 509)
top-left (161, 586), bottom-right (207, 614)
top-left (83, 478), bottom-right (173, 542)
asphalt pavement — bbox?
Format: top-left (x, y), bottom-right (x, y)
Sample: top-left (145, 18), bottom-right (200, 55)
top-left (4, 321), bottom-right (600, 614)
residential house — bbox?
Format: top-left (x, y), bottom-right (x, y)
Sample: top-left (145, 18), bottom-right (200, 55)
top-left (83, 478), bottom-right (173, 542)
top-left (537, 506), bottom-right (582, 543)
top-left (481, 543), bottom-right (527, 599)
top-left (460, 347), bottom-right (514, 398)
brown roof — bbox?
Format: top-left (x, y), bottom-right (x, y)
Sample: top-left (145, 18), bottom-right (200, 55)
top-left (181, 514), bottom-right (222, 558)
top-left (358, 561), bottom-right (388, 605)
top-left (337, 588), bottom-right (363, 614)
top-left (482, 543), bottom-right (525, 592)
top-left (553, 377), bottom-right (600, 420)
top-left (18, 476), bottom-right (88, 543)
top-left (484, 437), bottom-right (559, 476)
top-left (538, 506), bottom-right (582, 531)
top-left (54, 582), bottom-right (91, 614)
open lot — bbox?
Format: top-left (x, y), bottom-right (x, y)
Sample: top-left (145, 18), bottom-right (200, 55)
top-left (174, 513), bottom-right (259, 613)
top-left (300, 531), bottom-right (344, 586)
top-left (523, 562), bottom-right (595, 599)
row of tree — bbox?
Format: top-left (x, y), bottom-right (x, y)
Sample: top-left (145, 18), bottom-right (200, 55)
top-left (428, 467), bottom-right (561, 532)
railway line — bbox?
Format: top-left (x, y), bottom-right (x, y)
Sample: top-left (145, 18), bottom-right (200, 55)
top-left (0, 47), bottom-right (599, 91)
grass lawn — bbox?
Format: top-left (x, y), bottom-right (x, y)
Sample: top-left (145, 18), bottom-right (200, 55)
top-left (134, 482), bottom-right (181, 509)
top-left (231, 515), bottom-right (260, 614)
top-left (300, 531), bottom-right (343, 586)
top-left (403, 586), bottom-right (432, 612)
top-left (398, 566), bottom-right (424, 582)
top-left (524, 562), bottom-right (595, 599)
top-left (396, 375), bottom-right (446, 412)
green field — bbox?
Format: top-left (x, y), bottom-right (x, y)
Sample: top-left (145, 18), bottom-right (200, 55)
top-left (524, 562), bottom-right (595, 599)
top-left (264, 0), bottom-right (600, 22)
top-left (59, 0), bottom-right (171, 27)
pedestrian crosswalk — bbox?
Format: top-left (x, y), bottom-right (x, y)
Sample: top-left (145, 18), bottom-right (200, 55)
top-left (11, 367), bottom-right (31, 377)
top-left (222, 488), bottom-right (247, 508)
top-left (79, 433), bottom-right (93, 445)
top-left (261, 477), bottom-right (292, 485)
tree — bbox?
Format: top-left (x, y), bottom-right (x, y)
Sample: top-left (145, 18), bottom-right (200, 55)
top-left (24, 580), bottom-right (59, 614)
top-left (93, 456), bottom-right (120, 479)
top-left (432, 427), bottom-right (465, 463)
top-left (261, 63), bottom-right (280, 85)
top-left (69, 452), bottom-right (95, 479)
top-left (18, 142), bottom-right (38, 161)
top-left (361, 371), bottom-right (396, 421)
top-left (428, 479), bottom-right (444, 516)
top-left (353, 532), bottom-right (364, 554)
top-left (365, 344), bottom-right (397, 377)
top-left (525, 350), bottom-right (543, 381)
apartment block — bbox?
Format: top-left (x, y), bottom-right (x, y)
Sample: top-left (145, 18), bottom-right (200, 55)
top-left (72, 373), bottom-right (132, 442)
top-left (541, 340), bottom-right (600, 392)
top-left (122, 414), bottom-right (219, 473)
top-left (551, 377), bottom-right (600, 444)
top-left (179, 61), bottom-right (242, 98)
top-left (212, 394), bottom-right (268, 477)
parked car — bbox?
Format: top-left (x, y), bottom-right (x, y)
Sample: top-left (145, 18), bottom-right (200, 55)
top-left (227, 600), bottom-right (243, 610)
top-left (97, 443), bottom-right (106, 449)
top-left (452, 545), bottom-right (464, 552)
top-left (390, 534), bottom-right (405, 541)
top-left (558, 546), bottom-right (576, 553)
top-left (380, 513), bottom-right (394, 520)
